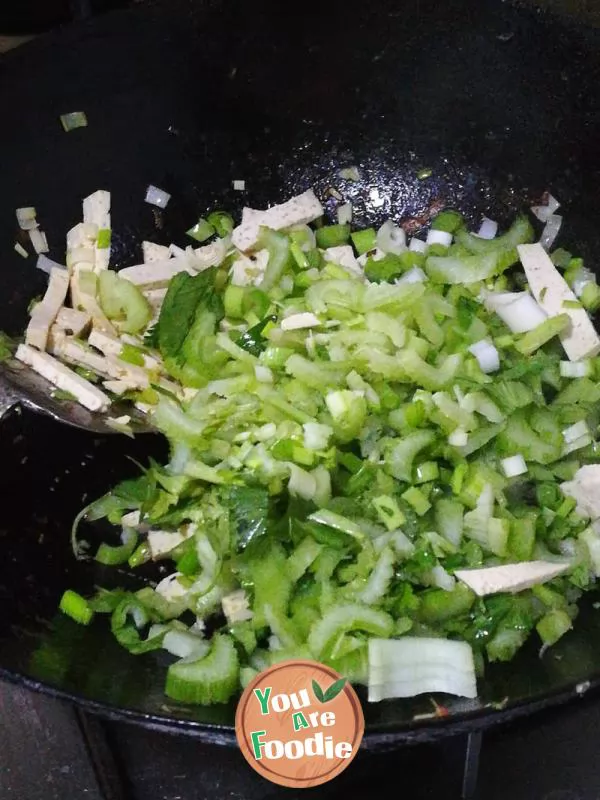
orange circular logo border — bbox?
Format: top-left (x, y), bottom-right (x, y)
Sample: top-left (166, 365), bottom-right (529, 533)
top-left (235, 659), bottom-right (364, 788)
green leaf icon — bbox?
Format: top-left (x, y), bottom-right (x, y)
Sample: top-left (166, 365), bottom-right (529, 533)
top-left (312, 679), bottom-right (325, 703)
top-left (323, 677), bottom-right (347, 702)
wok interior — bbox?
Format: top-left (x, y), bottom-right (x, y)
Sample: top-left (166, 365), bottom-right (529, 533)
top-left (1, 0), bottom-right (600, 739)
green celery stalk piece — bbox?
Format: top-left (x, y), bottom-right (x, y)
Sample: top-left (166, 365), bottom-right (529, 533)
top-left (315, 224), bottom-right (351, 249)
top-left (98, 271), bottom-right (152, 334)
top-left (258, 227), bottom-right (291, 291)
top-left (455, 215), bottom-right (534, 254)
top-left (514, 313), bottom-right (570, 356)
top-left (431, 210), bottom-right (464, 233)
top-left (165, 634), bottom-right (239, 704)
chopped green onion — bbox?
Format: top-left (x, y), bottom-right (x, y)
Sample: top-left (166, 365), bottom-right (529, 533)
top-left (207, 211), bottom-right (235, 237)
top-left (97, 229), bottom-right (111, 249)
top-left (187, 218), bottom-right (215, 242)
top-left (59, 590), bottom-right (94, 625)
top-left (401, 486), bottom-right (431, 516)
top-left (60, 111), bottom-right (88, 131)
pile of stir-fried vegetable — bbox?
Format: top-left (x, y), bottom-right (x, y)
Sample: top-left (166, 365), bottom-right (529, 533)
top-left (12, 186), bottom-right (600, 705)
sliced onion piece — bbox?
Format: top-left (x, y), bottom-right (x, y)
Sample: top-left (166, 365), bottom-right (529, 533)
top-left (163, 630), bottom-right (210, 660)
top-left (563, 420), bottom-right (590, 445)
top-left (428, 564), bottom-right (456, 591)
top-left (408, 237), bottom-right (427, 253)
top-left (426, 229), bottom-right (452, 247)
top-left (145, 185), bottom-right (171, 209)
top-left (395, 266), bottom-right (427, 285)
top-left (337, 202), bottom-right (353, 225)
top-left (14, 243), bottom-right (28, 258)
top-left (368, 637), bottom-right (477, 701)
top-left (468, 339), bottom-right (500, 373)
top-left (376, 220), bottom-right (406, 254)
top-left (232, 179), bottom-right (246, 191)
top-left (483, 291), bottom-right (547, 333)
top-left (338, 166), bottom-right (361, 182)
top-left (540, 213), bottom-right (562, 250)
top-left (560, 360), bottom-right (591, 378)
top-left (563, 434), bottom-right (593, 455)
top-left (449, 428), bottom-right (468, 447)
top-left (531, 193), bottom-right (560, 222)
top-left (570, 266), bottom-right (596, 298)
top-left (476, 217), bottom-right (498, 240)
top-left (501, 454), bottom-right (528, 478)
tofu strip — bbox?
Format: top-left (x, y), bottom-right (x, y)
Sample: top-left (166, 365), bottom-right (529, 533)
top-left (52, 338), bottom-right (150, 389)
top-left (518, 243), bottom-right (600, 361)
top-left (25, 267), bottom-right (70, 351)
top-left (232, 189), bottom-right (324, 251)
top-left (15, 344), bottom-right (110, 412)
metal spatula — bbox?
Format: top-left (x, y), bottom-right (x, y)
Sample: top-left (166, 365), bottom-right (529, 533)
top-left (0, 358), bottom-right (153, 435)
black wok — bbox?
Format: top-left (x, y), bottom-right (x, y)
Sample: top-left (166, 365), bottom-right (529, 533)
top-left (1, 0), bottom-right (600, 748)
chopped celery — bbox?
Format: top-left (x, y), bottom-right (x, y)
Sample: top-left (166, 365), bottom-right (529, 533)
top-left (187, 218), bottom-right (215, 242)
top-left (207, 211), bottom-right (235, 237)
top-left (536, 609), bottom-right (572, 646)
top-left (351, 228), bottom-right (377, 255)
top-left (315, 224), bottom-right (351, 248)
top-left (165, 634), bottom-right (239, 704)
top-left (514, 314), bottom-right (570, 356)
top-left (455, 215), bottom-right (533, 254)
top-left (98, 271), bottom-right (152, 334)
top-left (258, 227), bottom-right (291, 291)
top-left (431, 210), bottom-right (463, 233)
top-left (401, 486), bottom-right (431, 516)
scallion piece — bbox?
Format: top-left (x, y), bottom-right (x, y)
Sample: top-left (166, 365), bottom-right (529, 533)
top-left (60, 111), bottom-right (88, 132)
top-left (186, 218), bottom-right (215, 243)
top-left (59, 590), bottom-right (94, 625)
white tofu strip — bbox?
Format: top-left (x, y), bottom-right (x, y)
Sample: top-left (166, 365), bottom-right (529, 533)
top-left (54, 307), bottom-right (92, 336)
top-left (518, 243), bottom-right (600, 361)
top-left (88, 329), bottom-right (161, 372)
top-left (454, 560), bottom-right (570, 596)
top-left (103, 379), bottom-right (131, 396)
top-left (52, 338), bottom-right (150, 389)
top-left (15, 344), bottom-right (110, 412)
top-left (83, 191), bottom-right (111, 274)
top-left (25, 267), bottom-right (70, 351)
top-left (142, 241), bottom-right (171, 263)
top-left (47, 325), bottom-right (68, 353)
top-left (118, 257), bottom-right (194, 289)
top-left (232, 189), bottom-right (324, 251)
